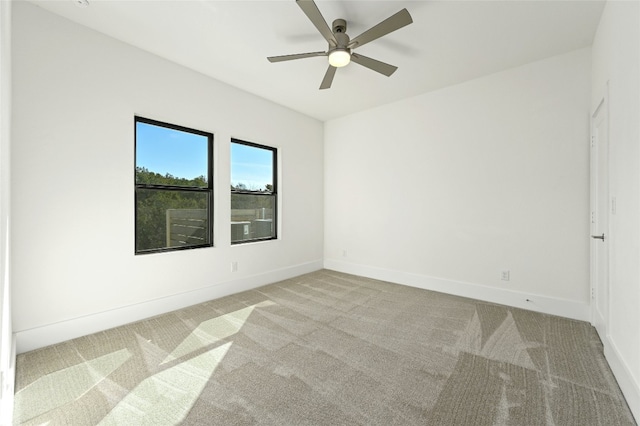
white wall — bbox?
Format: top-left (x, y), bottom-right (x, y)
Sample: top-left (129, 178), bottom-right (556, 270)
top-left (0, 0), bottom-right (14, 423)
top-left (11, 2), bottom-right (324, 353)
top-left (325, 48), bottom-right (592, 320)
top-left (591, 0), bottom-right (640, 419)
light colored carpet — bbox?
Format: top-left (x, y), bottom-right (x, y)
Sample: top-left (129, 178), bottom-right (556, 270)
top-left (14, 270), bottom-right (636, 425)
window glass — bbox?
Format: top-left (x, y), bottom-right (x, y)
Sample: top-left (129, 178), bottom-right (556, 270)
top-left (135, 117), bottom-right (213, 254)
top-left (136, 189), bottom-right (210, 252)
top-left (231, 193), bottom-right (276, 241)
top-left (230, 140), bottom-right (277, 244)
top-left (136, 122), bottom-right (208, 187)
top-left (231, 142), bottom-right (274, 192)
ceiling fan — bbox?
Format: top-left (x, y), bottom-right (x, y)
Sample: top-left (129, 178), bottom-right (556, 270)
top-left (268, 0), bottom-right (413, 90)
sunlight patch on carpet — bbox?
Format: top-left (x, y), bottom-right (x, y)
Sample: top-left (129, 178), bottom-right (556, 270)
top-left (99, 342), bottom-right (231, 425)
top-left (13, 349), bottom-right (131, 424)
top-left (161, 300), bottom-right (274, 365)
top-left (457, 310), bottom-right (539, 370)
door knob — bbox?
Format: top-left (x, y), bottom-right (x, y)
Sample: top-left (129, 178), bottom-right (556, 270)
top-left (591, 233), bottom-right (605, 241)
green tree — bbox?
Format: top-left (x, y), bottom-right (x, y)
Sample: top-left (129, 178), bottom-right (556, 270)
top-left (136, 168), bottom-right (209, 251)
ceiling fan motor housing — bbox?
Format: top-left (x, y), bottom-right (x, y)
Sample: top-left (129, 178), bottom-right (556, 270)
top-left (331, 34), bottom-right (350, 53)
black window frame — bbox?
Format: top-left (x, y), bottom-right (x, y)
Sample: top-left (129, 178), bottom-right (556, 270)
top-left (230, 138), bottom-right (278, 245)
top-left (134, 116), bottom-right (214, 255)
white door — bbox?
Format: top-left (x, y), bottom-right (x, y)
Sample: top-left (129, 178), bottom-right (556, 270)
top-left (590, 94), bottom-right (609, 338)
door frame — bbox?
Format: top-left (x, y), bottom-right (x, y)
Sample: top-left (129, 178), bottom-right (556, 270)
top-left (590, 83), bottom-right (610, 337)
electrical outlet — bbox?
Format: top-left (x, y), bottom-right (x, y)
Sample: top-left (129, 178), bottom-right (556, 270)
top-left (231, 261), bottom-right (238, 272)
top-left (501, 270), bottom-right (510, 281)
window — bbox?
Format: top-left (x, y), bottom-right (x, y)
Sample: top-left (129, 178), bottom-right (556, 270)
top-left (135, 117), bottom-right (213, 254)
top-left (230, 139), bottom-right (277, 244)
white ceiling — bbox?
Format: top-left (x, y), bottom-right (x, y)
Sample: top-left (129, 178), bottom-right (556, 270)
top-left (26, 0), bottom-right (605, 121)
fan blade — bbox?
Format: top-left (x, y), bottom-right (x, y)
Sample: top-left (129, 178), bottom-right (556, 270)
top-left (319, 65), bottom-right (337, 90)
top-left (296, 0), bottom-right (337, 46)
top-left (351, 53), bottom-right (397, 76)
top-left (348, 8), bottom-right (412, 49)
top-left (268, 51), bottom-right (327, 63)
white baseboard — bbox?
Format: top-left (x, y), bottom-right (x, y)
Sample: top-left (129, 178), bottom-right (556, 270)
top-left (15, 260), bottom-right (323, 354)
top-left (602, 334), bottom-right (640, 422)
top-left (324, 259), bottom-right (590, 322)
top-left (592, 308), bottom-right (606, 337)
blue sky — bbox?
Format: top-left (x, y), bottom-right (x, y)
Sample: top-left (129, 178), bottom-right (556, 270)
top-left (136, 121), bottom-right (273, 189)
top-left (231, 142), bottom-right (273, 191)
top-left (136, 122), bottom-right (208, 180)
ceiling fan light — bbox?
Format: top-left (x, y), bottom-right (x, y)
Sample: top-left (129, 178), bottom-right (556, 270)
top-left (329, 50), bottom-right (351, 68)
